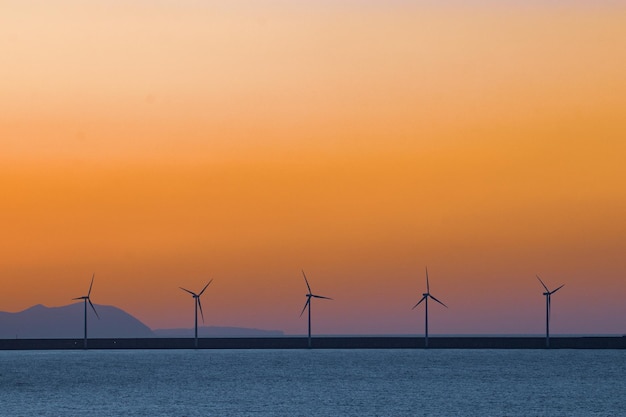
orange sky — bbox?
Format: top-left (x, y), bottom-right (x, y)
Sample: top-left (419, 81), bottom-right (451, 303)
top-left (1, 1), bottom-right (625, 335)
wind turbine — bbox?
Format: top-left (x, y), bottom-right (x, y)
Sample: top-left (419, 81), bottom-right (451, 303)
top-left (72, 273), bottom-right (99, 349)
top-left (537, 275), bottom-right (564, 348)
top-left (180, 279), bottom-right (212, 348)
top-left (412, 267), bottom-right (447, 348)
top-left (300, 270), bottom-right (332, 349)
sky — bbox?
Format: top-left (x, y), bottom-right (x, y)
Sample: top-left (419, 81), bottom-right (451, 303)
top-left (1, 0), bottom-right (625, 335)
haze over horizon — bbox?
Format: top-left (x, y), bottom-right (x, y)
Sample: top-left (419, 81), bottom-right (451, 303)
top-left (2, 1), bottom-right (625, 336)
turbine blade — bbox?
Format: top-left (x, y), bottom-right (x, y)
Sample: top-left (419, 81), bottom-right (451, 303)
top-left (536, 275), bottom-right (549, 292)
top-left (198, 279), bottom-right (213, 296)
top-left (87, 273), bottom-right (95, 297)
top-left (551, 284), bottom-right (565, 295)
top-left (302, 270), bottom-right (312, 294)
top-left (312, 295), bottom-right (333, 300)
top-left (430, 294), bottom-right (448, 308)
top-left (425, 267), bottom-right (430, 293)
top-left (179, 287), bottom-right (196, 296)
top-left (197, 298), bottom-right (205, 323)
top-left (412, 296), bottom-right (426, 310)
top-left (88, 299), bottom-right (100, 319)
top-left (72, 297), bottom-right (84, 300)
top-left (299, 298), bottom-right (310, 317)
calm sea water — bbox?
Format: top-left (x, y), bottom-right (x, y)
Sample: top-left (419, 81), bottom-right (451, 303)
top-left (0, 349), bottom-right (623, 416)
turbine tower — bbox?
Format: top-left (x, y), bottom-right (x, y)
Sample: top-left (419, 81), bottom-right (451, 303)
top-left (412, 267), bottom-right (447, 348)
top-left (537, 275), bottom-right (564, 348)
top-left (72, 273), bottom-right (99, 349)
top-left (180, 279), bottom-right (212, 348)
top-left (300, 270), bottom-right (332, 349)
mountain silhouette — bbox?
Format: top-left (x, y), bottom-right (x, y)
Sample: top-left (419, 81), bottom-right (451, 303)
top-left (0, 304), bottom-right (285, 339)
top-left (0, 304), bottom-right (154, 339)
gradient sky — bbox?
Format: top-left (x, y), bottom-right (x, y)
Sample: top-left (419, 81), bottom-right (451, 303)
top-left (2, 1), bottom-right (625, 335)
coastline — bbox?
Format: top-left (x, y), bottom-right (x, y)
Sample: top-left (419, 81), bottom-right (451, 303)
top-left (1, 336), bottom-right (625, 350)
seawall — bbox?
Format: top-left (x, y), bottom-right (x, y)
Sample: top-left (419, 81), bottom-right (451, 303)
top-left (1, 336), bottom-right (625, 350)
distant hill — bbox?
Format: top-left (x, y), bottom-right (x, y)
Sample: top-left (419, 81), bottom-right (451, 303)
top-left (154, 326), bottom-right (284, 337)
top-left (0, 304), bottom-right (154, 339)
top-left (0, 304), bottom-right (285, 339)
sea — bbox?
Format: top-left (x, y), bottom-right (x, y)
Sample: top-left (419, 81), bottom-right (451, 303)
top-left (0, 349), bottom-right (624, 416)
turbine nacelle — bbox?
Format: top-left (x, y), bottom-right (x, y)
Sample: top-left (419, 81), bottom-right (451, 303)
top-left (536, 274), bottom-right (565, 348)
top-left (74, 273), bottom-right (99, 349)
top-left (73, 274), bottom-right (99, 319)
top-left (537, 275), bottom-right (564, 296)
top-left (412, 267), bottom-right (448, 348)
top-left (300, 270), bottom-right (332, 347)
top-left (180, 279), bottom-right (212, 324)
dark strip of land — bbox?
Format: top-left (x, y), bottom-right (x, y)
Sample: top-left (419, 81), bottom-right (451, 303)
top-left (1, 336), bottom-right (625, 350)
